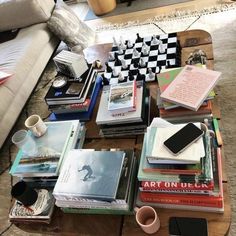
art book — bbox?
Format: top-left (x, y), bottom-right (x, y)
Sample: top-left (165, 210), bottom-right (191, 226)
top-left (53, 150), bottom-right (125, 201)
top-left (160, 65), bottom-right (221, 111)
top-left (108, 80), bottom-right (136, 113)
top-left (9, 120), bottom-right (80, 177)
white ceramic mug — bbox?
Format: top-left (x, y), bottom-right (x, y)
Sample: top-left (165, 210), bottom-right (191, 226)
top-left (25, 114), bottom-right (47, 137)
top-left (135, 206), bottom-right (160, 234)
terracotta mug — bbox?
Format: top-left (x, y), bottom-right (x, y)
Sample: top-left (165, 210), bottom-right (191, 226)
top-left (25, 114), bottom-right (47, 137)
top-left (135, 206), bottom-right (160, 234)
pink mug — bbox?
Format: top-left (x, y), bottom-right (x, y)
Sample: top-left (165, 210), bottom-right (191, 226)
top-left (135, 206), bottom-right (160, 234)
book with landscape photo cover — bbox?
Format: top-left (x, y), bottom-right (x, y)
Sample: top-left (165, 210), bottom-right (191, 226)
top-left (9, 120), bottom-right (78, 177)
top-left (108, 80), bottom-right (136, 113)
top-left (53, 150), bottom-right (125, 201)
top-left (160, 65), bottom-right (221, 111)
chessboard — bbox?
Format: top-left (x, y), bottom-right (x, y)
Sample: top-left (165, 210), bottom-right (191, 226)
top-left (102, 32), bottom-right (181, 84)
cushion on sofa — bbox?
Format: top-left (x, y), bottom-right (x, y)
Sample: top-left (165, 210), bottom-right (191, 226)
top-left (47, 0), bottom-right (95, 51)
top-left (0, 0), bottom-right (55, 32)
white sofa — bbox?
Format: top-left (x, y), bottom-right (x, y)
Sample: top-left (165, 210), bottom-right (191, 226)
top-left (0, 0), bottom-right (60, 148)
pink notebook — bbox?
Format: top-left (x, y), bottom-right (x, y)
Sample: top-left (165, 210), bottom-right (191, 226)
top-left (160, 65), bottom-right (221, 111)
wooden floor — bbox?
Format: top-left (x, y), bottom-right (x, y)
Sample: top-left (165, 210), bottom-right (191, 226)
top-left (82, 0), bottom-right (234, 30)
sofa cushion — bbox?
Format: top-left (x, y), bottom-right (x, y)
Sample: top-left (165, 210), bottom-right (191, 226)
top-left (0, 0), bottom-right (55, 32)
top-left (47, 0), bottom-right (95, 51)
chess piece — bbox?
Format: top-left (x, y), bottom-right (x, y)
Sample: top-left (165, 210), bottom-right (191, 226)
top-left (118, 72), bottom-right (126, 83)
top-left (147, 68), bottom-right (155, 80)
top-left (136, 33), bottom-right (142, 42)
top-left (133, 48), bottom-right (139, 57)
top-left (159, 40), bottom-right (165, 53)
top-left (120, 40), bottom-right (127, 50)
top-left (127, 40), bottom-right (133, 49)
top-left (101, 73), bottom-right (110, 85)
top-left (113, 36), bottom-right (118, 46)
top-left (152, 35), bottom-right (160, 45)
top-left (142, 47), bottom-right (149, 56)
top-left (108, 52), bottom-right (115, 61)
top-left (136, 70), bottom-right (145, 81)
top-left (121, 59), bottom-right (128, 70)
top-left (139, 58), bottom-right (146, 68)
top-left (128, 71), bottom-right (135, 81)
top-left (112, 67), bottom-right (119, 77)
top-left (114, 52), bottom-right (122, 66)
top-left (118, 46), bottom-right (123, 55)
top-left (105, 62), bottom-right (112, 73)
top-left (133, 60), bottom-right (139, 68)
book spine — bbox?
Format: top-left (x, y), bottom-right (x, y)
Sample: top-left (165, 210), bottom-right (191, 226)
top-left (139, 188), bottom-right (211, 195)
top-left (140, 192), bottom-right (223, 208)
top-left (140, 181), bottom-right (214, 191)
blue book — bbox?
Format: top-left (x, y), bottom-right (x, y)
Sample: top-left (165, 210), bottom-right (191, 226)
top-left (49, 76), bottom-right (102, 122)
top-left (9, 120), bottom-right (79, 177)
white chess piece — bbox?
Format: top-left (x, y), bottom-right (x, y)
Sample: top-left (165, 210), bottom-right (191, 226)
top-left (127, 40), bottom-right (133, 48)
top-left (121, 59), bottom-right (128, 69)
top-left (159, 40), bottom-right (165, 53)
top-left (133, 48), bottom-right (139, 57)
top-left (118, 46), bottom-right (123, 55)
top-left (139, 58), bottom-right (146, 67)
top-left (108, 52), bottom-right (115, 61)
top-left (148, 68), bottom-right (155, 80)
top-left (113, 36), bottom-right (118, 46)
top-left (112, 67), bottom-right (119, 77)
top-left (152, 35), bottom-right (160, 45)
top-left (118, 72), bottom-right (125, 82)
top-left (120, 41), bottom-right (127, 50)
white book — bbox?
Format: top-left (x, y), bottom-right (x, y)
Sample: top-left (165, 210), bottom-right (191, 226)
top-left (148, 123), bottom-right (205, 163)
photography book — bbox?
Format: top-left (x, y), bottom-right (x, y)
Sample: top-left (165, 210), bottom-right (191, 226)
top-left (108, 80), bottom-right (136, 113)
top-left (53, 50), bottom-right (88, 78)
top-left (96, 81), bottom-right (144, 125)
top-left (160, 65), bottom-right (221, 111)
top-left (10, 120), bottom-right (81, 177)
top-left (53, 150), bottom-right (125, 201)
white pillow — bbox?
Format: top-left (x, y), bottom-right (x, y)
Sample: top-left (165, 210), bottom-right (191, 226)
top-left (0, 0), bottom-right (55, 32)
top-left (47, 0), bottom-right (95, 50)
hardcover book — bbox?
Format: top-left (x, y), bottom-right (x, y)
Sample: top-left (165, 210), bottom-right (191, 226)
top-left (160, 65), bottom-right (221, 111)
top-left (108, 80), bottom-right (136, 113)
top-left (53, 150), bottom-right (125, 201)
top-left (9, 120), bottom-right (80, 177)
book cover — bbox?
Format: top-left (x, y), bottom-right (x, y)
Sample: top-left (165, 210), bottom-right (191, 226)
top-left (108, 80), bottom-right (136, 113)
top-left (160, 65), bottom-right (221, 111)
top-left (96, 81), bottom-right (144, 125)
top-left (9, 120), bottom-right (76, 177)
top-left (53, 150), bottom-right (125, 201)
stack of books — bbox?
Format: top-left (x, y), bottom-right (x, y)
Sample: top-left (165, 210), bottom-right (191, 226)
top-left (96, 80), bottom-right (150, 137)
top-left (45, 68), bottom-right (102, 122)
top-left (136, 122), bottom-right (224, 213)
top-left (156, 65), bottom-right (221, 123)
top-left (53, 50), bottom-right (88, 79)
top-left (53, 149), bottom-right (137, 215)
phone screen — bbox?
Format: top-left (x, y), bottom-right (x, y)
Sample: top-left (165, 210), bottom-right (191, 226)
top-left (163, 123), bottom-right (203, 155)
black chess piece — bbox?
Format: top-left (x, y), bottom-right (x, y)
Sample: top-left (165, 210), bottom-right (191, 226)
top-left (136, 70), bottom-right (145, 81)
top-left (114, 52), bottom-right (122, 66)
top-left (105, 62), bottom-right (112, 73)
top-left (128, 71), bottom-right (135, 81)
top-left (133, 60), bottom-right (139, 68)
top-left (101, 73), bottom-right (110, 85)
top-left (136, 33), bottom-right (142, 43)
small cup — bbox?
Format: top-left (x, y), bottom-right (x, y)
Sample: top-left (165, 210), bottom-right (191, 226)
top-left (11, 181), bottom-right (38, 206)
top-left (25, 114), bottom-right (47, 137)
top-left (135, 206), bottom-right (160, 234)
top-left (12, 129), bottom-right (38, 156)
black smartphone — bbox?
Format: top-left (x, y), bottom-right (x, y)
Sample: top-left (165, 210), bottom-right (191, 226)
top-left (163, 123), bottom-right (204, 155)
top-left (169, 217), bottom-right (208, 236)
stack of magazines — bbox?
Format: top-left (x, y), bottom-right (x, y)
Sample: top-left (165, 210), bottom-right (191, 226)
top-left (53, 149), bottom-right (137, 214)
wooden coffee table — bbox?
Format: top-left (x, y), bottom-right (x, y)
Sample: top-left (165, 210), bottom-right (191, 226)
top-left (16, 30), bottom-right (231, 236)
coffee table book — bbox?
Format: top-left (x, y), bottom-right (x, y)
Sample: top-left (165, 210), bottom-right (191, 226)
top-left (160, 65), bottom-right (221, 111)
top-left (9, 120), bottom-right (81, 177)
top-left (53, 150), bottom-right (125, 201)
